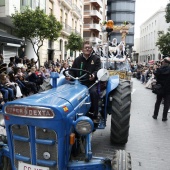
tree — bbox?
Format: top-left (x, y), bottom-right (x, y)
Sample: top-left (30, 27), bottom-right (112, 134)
top-left (156, 3), bottom-right (170, 55)
top-left (165, 3), bottom-right (170, 23)
top-left (66, 32), bottom-right (83, 58)
top-left (11, 7), bottom-right (62, 65)
top-left (156, 30), bottom-right (170, 55)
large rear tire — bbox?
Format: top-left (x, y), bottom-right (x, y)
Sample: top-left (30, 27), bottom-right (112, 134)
top-left (110, 80), bottom-right (131, 144)
top-left (112, 150), bottom-right (132, 170)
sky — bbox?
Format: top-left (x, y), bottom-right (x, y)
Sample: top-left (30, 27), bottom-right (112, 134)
top-left (135, 0), bottom-right (169, 38)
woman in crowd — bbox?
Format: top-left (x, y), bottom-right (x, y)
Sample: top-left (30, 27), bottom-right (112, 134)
top-left (0, 73), bottom-right (15, 101)
top-left (28, 67), bottom-right (43, 90)
top-left (14, 67), bottom-right (38, 95)
top-left (60, 62), bottom-right (69, 74)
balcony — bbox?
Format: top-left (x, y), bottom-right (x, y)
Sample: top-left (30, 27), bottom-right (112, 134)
top-left (60, 0), bottom-right (72, 10)
top-left (72, 4), bottom-right (82, 19)
top-left (71, 29), bottom-right (81, 35)
top-left (84, 37), bottom-right (102, 44)
top-left (61, 22), bottom-right (72, 36)
top-left (84, 10), bottom-right (102, 20)
top-left (84, 24), bottom-right (101, 32)
top-left (84, 0), bottom-right (102, 8)
top-left (90, 0), bottom-right (102, 8)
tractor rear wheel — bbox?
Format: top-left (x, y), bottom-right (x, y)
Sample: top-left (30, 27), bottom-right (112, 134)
top-left (111, 150), bottom-right (132, 170)
top-left (110, 80), bottom-right (131, 144)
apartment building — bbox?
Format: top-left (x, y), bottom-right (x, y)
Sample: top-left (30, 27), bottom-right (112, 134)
top-left (139, 7), bottom-right (170, 62)
top-left (83, 0), bottom-right (107, 45)
top-left (0, 0), bottom-right (24, 63)
top-left (25, 0), bottom-right (83, 63)
top-left (55, 0), bottom-right (83, 61)
top-left (0, 0), bottom-right (83, 65)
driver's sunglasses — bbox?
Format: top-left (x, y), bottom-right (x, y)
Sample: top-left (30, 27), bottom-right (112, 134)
top-left (84, 47), bottom-right (92, 50)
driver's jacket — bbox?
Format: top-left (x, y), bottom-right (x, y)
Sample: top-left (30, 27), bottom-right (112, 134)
top-left (70, 53), bottom-right (101, 87)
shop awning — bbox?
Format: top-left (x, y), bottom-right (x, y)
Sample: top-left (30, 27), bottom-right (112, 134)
top-left (0, 30), bottom-right (23, 45)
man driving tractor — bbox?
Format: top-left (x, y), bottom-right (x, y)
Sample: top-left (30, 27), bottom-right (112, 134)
top-left (65, 41), bottom-right (101, 123)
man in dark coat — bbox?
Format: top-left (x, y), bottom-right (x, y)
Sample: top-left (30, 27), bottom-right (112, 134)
top-left (66, 41), bottom-right (101, 123)
top-left (152, 57), bottom-right (170, 121)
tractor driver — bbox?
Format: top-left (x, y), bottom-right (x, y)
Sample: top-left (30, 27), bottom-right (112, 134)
top-left (65, 41), bottom-right (101, 123)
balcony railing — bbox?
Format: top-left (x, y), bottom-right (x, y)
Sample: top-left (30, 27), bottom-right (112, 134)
top-left (90, 0), bottom-right (102, 8)
top-left (84, 0), bottom-right (102, 8)
top-left (60, 0), bottom-right (72, 10)
top-left (72, 4), bottom-right (82, 18)
top-left (84, 37), bottom-right (102, 44)
top-left (71, 29), bottom-right (81, 35)
top-left (84, 24), bottom-right (101, 32)
top-left (61, 22), bottom-right (72, 35)
top-left (84, 10), bottom-right (102, 20)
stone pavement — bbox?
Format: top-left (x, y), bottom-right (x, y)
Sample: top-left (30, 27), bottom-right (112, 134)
top-left (91, 78), bottom-right (170, 170)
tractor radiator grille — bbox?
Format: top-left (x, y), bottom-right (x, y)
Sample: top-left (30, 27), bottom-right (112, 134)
top-left (11, 125), bottom-right (31, 169)
top-left (36, 127), bottom-right (58, 170)
top-left (11, 125), bottom-right (58, 170)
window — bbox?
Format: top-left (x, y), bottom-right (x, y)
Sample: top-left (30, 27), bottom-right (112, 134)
top-left (21, 0), bottom-right (32, 7)
top-left (111, 13), bottom-right (134, 23)
top-left (60, 39), bottom-right (62, 51)
top-left (111, 2), bottom-right (135, 11)
top-left (0, 0), bottom-right (5, 6)
top-left (80, 25), bottom-right (82, 34)
top-left (31, 0), bottom-right (46, 11)
top-left (49, 8), bottom-right (52, 14)
top-left (60, 9), bottom-right (63, 23)
top-left (65, 13), bottom-right (68, 24)
top-left (48, 40), bottom-right (53, 48)
top-left (72, 19), bottom-right (74, 29)
top-left (75, 21), bottom-right (77, 31)
top-left (84, 5), bottom-right (89, 10)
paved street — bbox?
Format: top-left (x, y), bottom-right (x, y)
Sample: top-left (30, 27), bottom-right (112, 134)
top-left (91, 78), bottom-right (170, 170)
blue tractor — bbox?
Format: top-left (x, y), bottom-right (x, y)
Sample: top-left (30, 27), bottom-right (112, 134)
top-left (0, 68), bottom-right (132, 170)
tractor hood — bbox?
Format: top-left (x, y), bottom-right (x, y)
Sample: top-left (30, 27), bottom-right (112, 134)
top-left (3, 83), bottom-right (89, 119)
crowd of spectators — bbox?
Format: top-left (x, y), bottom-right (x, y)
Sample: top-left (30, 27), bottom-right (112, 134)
top-left (0, 54), bottom-right (73, 109)
top-left (130, 60), bottom-right (162, 89)
top-left (0, 50), bottom-right (166, 111)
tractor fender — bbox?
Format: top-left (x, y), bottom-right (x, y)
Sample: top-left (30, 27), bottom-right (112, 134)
top-left (106, 75), bottom-right (119, 97)
top-left (104, 75), bottom-right (119, 117)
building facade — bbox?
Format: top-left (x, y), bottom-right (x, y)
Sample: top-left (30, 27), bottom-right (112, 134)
top-left (107, 0), bottom-right (136, 55)
top-left (83, 0), bottom-right (107, 45)
top-left (0, 0), bottom-right (84, 65)
top-left (55, 0), bottom-right (83, 61)
top-left (139, 8), bottom-right (170, 62)
top-left (24, 0), bottom-right (83, 64)
top-left (0, 0), bottom-right (24, 64)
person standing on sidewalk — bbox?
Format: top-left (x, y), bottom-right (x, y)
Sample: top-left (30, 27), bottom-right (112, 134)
top-left (152, 57), bottom-right (170, 121)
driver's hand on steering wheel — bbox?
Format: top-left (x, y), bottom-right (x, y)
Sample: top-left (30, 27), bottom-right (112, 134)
top-left (89, 74), bottom-right (95, 81)
top-left (65, 76), bottom-right (71, 81)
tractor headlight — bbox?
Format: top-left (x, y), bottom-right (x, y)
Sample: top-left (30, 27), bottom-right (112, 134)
top-left (74, 116), bottom-right (94, 135)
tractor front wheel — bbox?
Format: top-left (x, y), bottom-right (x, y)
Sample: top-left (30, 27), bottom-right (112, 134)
top-left (110, 80), bottom-right (131, 144)
top-left (111, 150), bottom-right (132, 170)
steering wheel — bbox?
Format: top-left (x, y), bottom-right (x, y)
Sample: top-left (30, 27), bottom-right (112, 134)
top-left (63, 68), bottom-right (92, 81)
